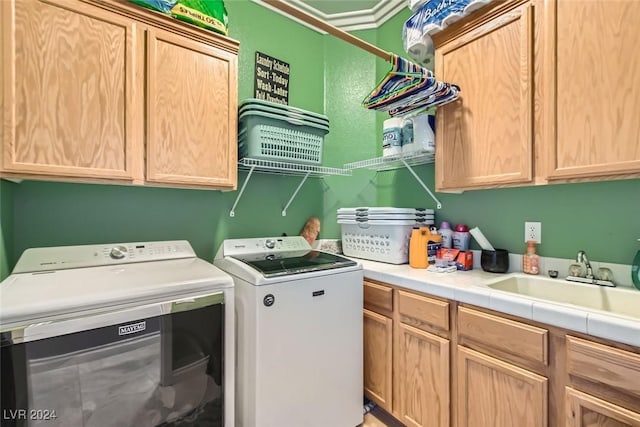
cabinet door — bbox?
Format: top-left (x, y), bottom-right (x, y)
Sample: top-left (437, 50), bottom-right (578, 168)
top-left (543, 0), bottom-right (640, 180)
top-left (146, 28), bottom-right (237, 189)
top-left (457, 345), bottom-right (547, 427)
top-left (434, 2), bottom-right (535, 190)
top-left (2, 0), bottom-right (142, 180)
top-left (398, 322), bottom-right (449, 427)
top-left (363, 309), bottom-right (393, 412)
top-left (566, 387), bottom-right (640, 427)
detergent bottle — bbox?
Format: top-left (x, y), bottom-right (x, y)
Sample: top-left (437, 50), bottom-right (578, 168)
top-left (409, 227), bottom-right (428, 268)
top-left (425, 226), bottom-right (442, 265)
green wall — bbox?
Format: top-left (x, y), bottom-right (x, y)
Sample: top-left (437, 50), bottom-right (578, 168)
top-left (229, 1), bottom-right (324, 111)
top-left (11, 177), bottom-right (323, 266)
top-left (320, 29), bottom-right (379, 235)
top-left (0, 1), bottom-right (328, 277)
top-left (1, 2), bottom-right (639, 280)
top-left (0, 180), bottom-right (13, 279)
top-left (376, 166), bottom-right (640, 264)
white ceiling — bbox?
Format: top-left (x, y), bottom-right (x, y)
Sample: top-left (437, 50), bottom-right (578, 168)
top-left (254, 0), bottom-right (406, 31)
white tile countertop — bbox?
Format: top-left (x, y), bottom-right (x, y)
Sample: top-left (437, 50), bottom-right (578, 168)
top-left (359, 259), bottom-right (640, 348)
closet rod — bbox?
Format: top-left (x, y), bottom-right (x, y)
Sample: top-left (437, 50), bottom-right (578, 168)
top-left (262, 0), bottom-right (393, 63)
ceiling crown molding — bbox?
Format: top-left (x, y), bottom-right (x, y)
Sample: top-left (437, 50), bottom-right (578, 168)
top-left (252, 0), bottom-right (407, 33)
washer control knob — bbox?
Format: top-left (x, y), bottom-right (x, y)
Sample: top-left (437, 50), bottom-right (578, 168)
top-left (265, 239), bottom-right (276, 249)
top-left (110, 245), bottom-right (128, 259)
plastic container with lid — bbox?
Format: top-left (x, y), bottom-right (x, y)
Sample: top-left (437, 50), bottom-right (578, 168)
top-left (439, 221), bottom-right (453, 249)
top-left (337, 207), bottom-right (434, 215)
top-left (452, 224), bottom-right (470, 251)
top-left (523, 241), bottom-right (540, 275)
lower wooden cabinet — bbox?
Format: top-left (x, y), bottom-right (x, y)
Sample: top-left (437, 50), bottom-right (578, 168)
top-left (363, 281), bottom-right (450, 426)
top-left (565, 387), bottom-right (640, 427)
top-left (457, 345), bottom-right (548, 427)
top-left (363, 280), bottom-right (640, 427)
top-left (398, 323), bottom-right (450, 427)
top-left (363, 308), bottom-right (393, 412)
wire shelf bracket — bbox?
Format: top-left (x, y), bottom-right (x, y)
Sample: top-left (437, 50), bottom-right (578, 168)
top-left (400, 158), bottom-right (442, 209)
top-left (345, 152), bottom-right (442, 209)
top-left (229, 165), bottom-right (256, 217)
top-left (230, 158), bottom-right (351, 217)
top-left (281, 172), bottom-right (310, 216)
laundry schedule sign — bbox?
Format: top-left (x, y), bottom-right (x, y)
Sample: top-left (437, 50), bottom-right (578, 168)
top-left (254, 51), bottom-right (290, 105)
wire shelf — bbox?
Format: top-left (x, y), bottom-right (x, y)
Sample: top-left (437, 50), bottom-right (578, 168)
top-left (231, 158), bottom-right (351, 218)
top-left (344, 151), bottom-right (435, 171)
top-left (238, 158), bottom-right (351, 177)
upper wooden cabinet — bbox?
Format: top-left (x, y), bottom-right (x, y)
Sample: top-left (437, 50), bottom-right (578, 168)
top-left (1, 0), bottom-right (238, 190)
top-left (542, 0), bottom-right (640, 181)
top-left (146, 28), bottom-right (237, 188)
top-left (434, 0), bottom-right (535, 191)
top-left (433, 0), bottom-right (640, 191)
top-left (1, 0), bottom-right (143, 181)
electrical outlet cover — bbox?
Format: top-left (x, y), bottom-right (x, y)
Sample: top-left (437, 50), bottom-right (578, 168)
top-left (524, 221), bottom-right (542, 244)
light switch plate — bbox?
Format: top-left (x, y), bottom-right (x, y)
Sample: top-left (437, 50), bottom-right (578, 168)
top-left (525, 221), bottom-right (542, 244)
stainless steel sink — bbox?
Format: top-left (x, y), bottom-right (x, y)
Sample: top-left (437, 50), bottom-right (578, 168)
top-left (486, 275), bottom-right (640, 319)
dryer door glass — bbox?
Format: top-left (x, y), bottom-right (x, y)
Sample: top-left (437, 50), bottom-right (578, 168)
top-left (0, 293), bottom-right (224, 427)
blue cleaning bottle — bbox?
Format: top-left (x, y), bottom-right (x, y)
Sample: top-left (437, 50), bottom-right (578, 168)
top-left (633, 239), bottom-right (640, 290)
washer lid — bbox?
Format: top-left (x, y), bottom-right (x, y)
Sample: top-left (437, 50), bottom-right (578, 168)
top-left (1, 256), bottom-right (233, 330)
top-left (237, 250), bottom-right (357, 278)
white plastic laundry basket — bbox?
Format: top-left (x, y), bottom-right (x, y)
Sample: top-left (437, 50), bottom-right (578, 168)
top-left (338, 218), bottom-right (434, 264)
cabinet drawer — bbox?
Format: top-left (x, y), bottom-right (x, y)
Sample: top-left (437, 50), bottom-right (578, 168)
top-left (567, 336), bottom-right (640, 399)
top-left (398, 290), bottom-right (449, 332)
top-left (458, 306), bottom-right (548, 365)
top-left (363, 281), bottom-right (393, 315)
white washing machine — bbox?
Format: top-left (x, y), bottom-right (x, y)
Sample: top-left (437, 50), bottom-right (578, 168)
top-left (0, 241), bottom-right (234, 427)
top-left (214, 236), bottom-right (363, 427)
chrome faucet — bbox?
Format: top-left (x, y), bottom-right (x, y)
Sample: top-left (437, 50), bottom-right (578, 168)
top-left (576, 250), bottom-right (593, 279)
top-left (566, 250), bottom-right (615, 287)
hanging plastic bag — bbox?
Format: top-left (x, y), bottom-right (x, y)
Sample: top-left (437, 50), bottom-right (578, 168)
top-left (171, 0), bottom-right (229, 36)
